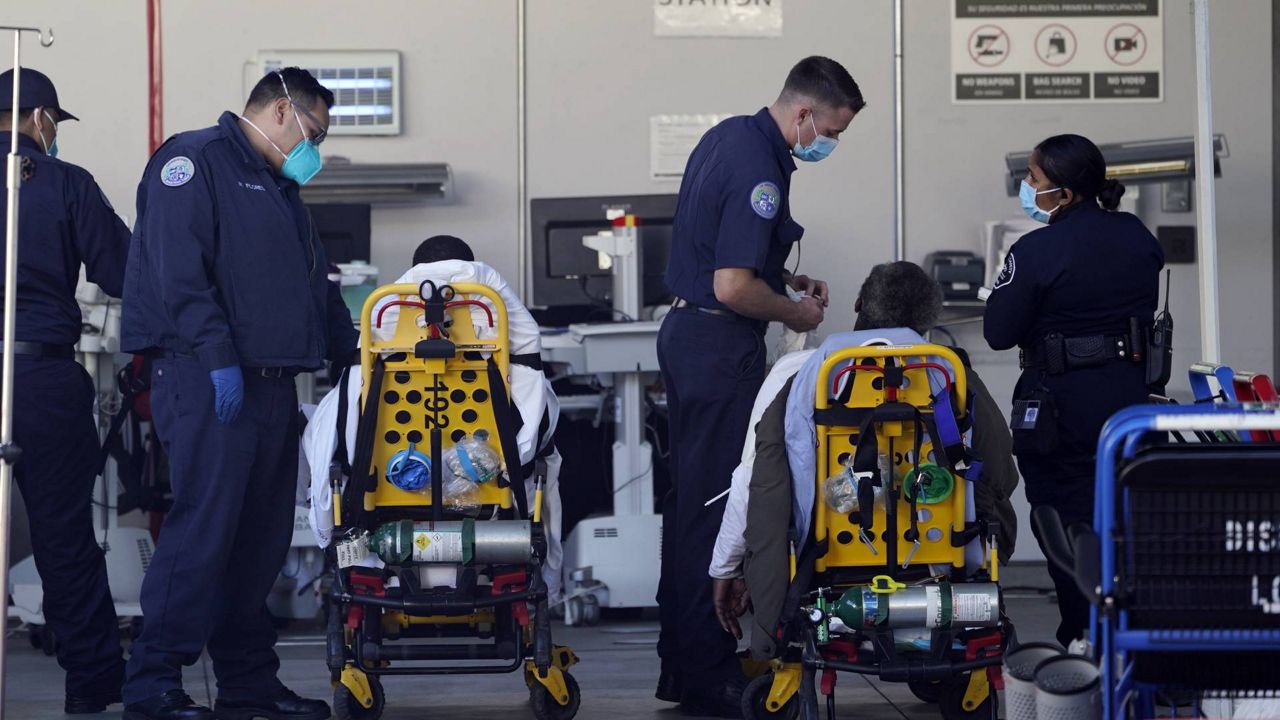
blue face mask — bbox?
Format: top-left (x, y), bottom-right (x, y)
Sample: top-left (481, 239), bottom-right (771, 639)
top-left (35, 110), bottom-right (57, 158)
top-left (793, 114), bottom-right (838, 163)
top-left (1020, 179), bottom-right (1061, 224)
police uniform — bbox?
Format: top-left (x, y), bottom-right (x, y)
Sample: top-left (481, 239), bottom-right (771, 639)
top-left (657, 108), bottom-right (803, 693)
top-left (984, 200), bottom-right (1163, 646)
top-left (120, 111), bottom-right (357, 706)
top-left (0, 70), bottom-right (130, 707)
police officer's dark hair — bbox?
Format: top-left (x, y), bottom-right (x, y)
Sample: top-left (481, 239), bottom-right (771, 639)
top-left (245, 67), bottom-right (335, 112)
top-left (1034, 134), bottom-right (1126, 211)
top-left (855, 262), bottom-right (942, 335)
top-left (779, 56), bottom-right (866, 114)
top-left (413, 235), bottom-right (475, 265)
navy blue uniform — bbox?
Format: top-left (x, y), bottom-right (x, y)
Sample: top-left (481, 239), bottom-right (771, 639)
top-left (0, 132), bottom-right (129, 698)
top-left (984, 200), bottom-right (1163, 646)
top-left (120, 112), bottom-right (357, 705)
top-left (657, 108), bottom-right (801, 689)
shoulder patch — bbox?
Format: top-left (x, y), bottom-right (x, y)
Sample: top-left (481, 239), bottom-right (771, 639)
top-left (749, 181), bottom-right (780, 220)
top-left (993, 252), bottom-right (1015, 289)
top-left (160, 156), bottom-right (195, 187)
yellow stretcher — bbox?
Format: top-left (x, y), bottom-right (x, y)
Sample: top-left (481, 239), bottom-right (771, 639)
top-left (743, 345), bottom-right (1007, 720)
top-left (326, 280), bottom-right (580, 720)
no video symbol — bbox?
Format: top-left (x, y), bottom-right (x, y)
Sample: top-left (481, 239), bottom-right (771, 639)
top-left (1106, 23), bottom-right (1148, 66)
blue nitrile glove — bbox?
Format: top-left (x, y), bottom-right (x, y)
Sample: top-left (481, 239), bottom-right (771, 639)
top-left (210, 366), bottom-right (244, 424)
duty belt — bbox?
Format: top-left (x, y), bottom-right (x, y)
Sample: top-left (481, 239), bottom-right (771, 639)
top-left (670, 297), bottom-right (767, 332)
top-left (0, 342), bottom-right (74, 360)
top-left (1019, 331), bottom-right (1140, 375)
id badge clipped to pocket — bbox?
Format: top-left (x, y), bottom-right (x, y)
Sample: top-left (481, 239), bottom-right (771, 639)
top-left (1010, 388), bottom-right (1059, 456)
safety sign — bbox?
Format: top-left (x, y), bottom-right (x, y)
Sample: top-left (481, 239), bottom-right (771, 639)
top-left (952, 0), bottom-right (1162, 103)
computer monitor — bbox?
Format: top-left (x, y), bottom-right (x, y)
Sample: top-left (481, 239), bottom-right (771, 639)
top-left (529, 194), bottom-right (677, 313)
top-left (310, 203), bottom-right (372, 264)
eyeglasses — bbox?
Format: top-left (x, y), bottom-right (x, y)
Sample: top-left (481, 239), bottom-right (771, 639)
top-left (292, 101), bottom-right (329, 146)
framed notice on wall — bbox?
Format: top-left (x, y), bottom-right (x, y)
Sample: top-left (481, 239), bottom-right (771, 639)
top-left (654, 0), bottom-right (782, 38)
top-left (951, 0), bottom-right (1163, 103)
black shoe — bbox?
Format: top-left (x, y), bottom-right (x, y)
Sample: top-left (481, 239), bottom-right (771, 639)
top-left (65, 689), bottom-right (123, 714)
top-left (123, 690), bottom-right (214, 720)
top-left (656, 670), bottom-right (685, 703)
top-left (679, 677), bottom-right (746, 719)
top-left (214, 689), bottom-right (330, 720)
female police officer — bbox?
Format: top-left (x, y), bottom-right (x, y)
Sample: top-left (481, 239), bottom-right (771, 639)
top-left (984, 134), bottom-right (1163, 648)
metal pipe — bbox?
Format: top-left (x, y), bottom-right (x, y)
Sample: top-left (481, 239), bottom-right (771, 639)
top-left (516, 0), bottom-right (529, 300)
top-left (0, 26), bottom-right (54, 711)
top-left (892, 0), bottom-right (905, 261)
top-left (1192, 0), bottom-right (1221, 362)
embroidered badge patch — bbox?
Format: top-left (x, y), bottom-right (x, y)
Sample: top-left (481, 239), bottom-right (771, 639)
top-left (750, 181), bottom-right (780, 220)
top-left (993, 252), bottom-right (1016, 289)
top-left (160, 156), bottom-right (195, 187)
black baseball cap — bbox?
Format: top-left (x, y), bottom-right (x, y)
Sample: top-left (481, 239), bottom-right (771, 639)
top-left (0, 67), bottom-right (78, 121)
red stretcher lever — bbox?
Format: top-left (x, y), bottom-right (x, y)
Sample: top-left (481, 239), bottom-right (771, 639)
top-left (901, 362), bottom-right (954, 392)
top-left (375, 300), bottom-right (426, 329)
top-left (445, 299), bottom-right (495, 327)
top-left (831, 364), bottom-right (886, 395)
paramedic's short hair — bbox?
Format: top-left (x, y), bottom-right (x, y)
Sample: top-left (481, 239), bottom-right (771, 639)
top-left (779, 56), bottom-right (866, 114)
top-left (413, 235), bottom-right (475, 265)
top-left (245, 67), bottom-right (334, 111)
top-left (856, 262), bottom-right (942, 335)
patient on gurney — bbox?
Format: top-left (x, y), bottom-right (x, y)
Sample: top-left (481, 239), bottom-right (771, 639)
top-left (707, 262), bottom-right (1019, 658)
top-left (304, 235), bottom-right (565, 603)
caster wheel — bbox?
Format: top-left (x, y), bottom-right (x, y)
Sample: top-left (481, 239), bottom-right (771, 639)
top-left (907, 676), bottom-right (943, 704)
top-left (742, 674), bottom-right (800, 719)
top-left (333, 676), bottom-right (384, 720)
top-left (565, 597), bottom-right (584, 627)
top-left (581, 595), bottom-right (601, 627)
top-left (530, 671), bottom-right (580, 720)
top-left (939, 672), bottom-right (994, 720)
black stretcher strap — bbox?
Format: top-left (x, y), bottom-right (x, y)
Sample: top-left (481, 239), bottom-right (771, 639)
top-left (485, 357), bottom-right (529, 520)
top-left (345, 357), bottom-right (387, 531)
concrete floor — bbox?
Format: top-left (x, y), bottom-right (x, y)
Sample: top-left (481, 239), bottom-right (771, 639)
top-left (4, 576), bottom-right (1060, 719)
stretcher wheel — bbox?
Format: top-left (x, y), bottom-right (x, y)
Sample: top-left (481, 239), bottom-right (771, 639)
top-left (581, 595), bottom-right (601, 627)
top-left (530, 671), bottom-right (580, 720)
top-left (564, 597), bottom-right (584, 627)
top-left (907, 677), bottom-right (943, 704)
top-left (741, 674), bottom-right (799, 720)
top-left (938, 672), bottom-right (993, 720)
top-left (333, 676), bottom-right (384, 720)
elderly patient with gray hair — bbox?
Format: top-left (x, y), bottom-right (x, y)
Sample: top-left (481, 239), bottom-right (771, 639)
top-left (706, 261), bottom-right (1019, 659)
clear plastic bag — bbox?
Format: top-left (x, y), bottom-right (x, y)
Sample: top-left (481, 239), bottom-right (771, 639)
top-left (823, 459), bottom-right (884, 514)
top-left (441, 432), bottom-right (504, 511)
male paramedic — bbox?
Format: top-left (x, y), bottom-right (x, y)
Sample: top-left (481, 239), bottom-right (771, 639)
top-left (121, 67), bottom-right (357, 720)
top-left (0, 67), bottom-right (130, 715)
top-left (657, 55), bottom-right (864, 717)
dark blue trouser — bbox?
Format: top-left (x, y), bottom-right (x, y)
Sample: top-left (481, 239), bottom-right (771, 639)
top-left (656, 309), bottom-right (765, 687)
top-left (1014, 362), bottom-right (1148, 648)
top-left (124, 358), bottom-right (298, 705)
top-left (14, 357), bottom-right (124, 696)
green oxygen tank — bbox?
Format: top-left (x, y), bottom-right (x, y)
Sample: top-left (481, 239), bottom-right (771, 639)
top-left (369, 520), bottom-right (474, 565)
top-left (831, 580), bottom-right (1000, 630)
top-left (367, 519), bottom-right (534, 566)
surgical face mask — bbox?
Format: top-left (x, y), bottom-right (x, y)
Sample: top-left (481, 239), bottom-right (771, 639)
top-left (34, 110), bottom-right (57, 158)
top-left (1020, 179), bottom-right (1061, 224)
top-left (793, 113), bottom-right (838, 163)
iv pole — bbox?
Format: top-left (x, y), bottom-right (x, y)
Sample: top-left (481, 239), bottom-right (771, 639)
top-left (0, 25), bottom-right (55, 711)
